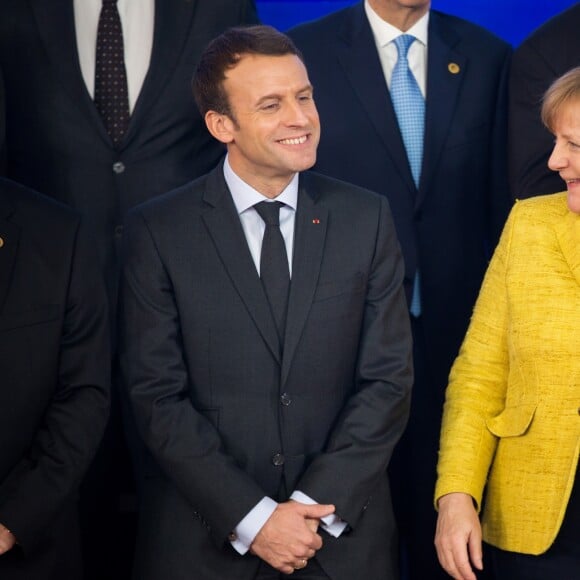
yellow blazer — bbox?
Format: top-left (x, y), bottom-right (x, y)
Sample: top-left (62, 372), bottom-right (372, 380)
top-left (435, 193), bottom-right (580, 555)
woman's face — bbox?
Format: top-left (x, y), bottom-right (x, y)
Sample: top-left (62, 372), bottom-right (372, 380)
top-left (548, 101), bottom-right (580, 214)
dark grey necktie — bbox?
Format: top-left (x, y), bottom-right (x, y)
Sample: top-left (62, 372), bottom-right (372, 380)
top-left (254, 201), bottom-right (290, 341)
top-left (94, 0), bottom-right (130, 147)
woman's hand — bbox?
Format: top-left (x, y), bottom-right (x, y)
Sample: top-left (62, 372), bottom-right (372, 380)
top-left (435, 492), bottom-right (483, 580)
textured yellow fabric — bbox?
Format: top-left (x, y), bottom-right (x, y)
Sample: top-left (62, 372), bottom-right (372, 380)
top-left (435, 193), bottom-right (580, 555)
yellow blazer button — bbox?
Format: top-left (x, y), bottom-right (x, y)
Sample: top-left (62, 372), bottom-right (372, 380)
top-left (0, 237), bottom-right (4, 248)
top-left (448, 62), bottom-right (460, 74)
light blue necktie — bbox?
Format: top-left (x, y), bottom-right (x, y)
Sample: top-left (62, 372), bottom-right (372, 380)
top-left (391, 34), bottom-right (424, 317)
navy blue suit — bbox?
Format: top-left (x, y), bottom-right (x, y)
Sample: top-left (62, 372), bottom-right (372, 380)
top-left (289, 5), bottom-right (511, 578)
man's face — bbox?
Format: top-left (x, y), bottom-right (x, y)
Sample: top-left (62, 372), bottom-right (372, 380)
top-left (217, 53), bottom-right (320, 196)
top-left (368, 0), bottom-right (430, 24)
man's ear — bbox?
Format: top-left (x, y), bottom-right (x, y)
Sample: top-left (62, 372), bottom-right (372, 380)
top-left (205, 110), bottom-right (235, 144)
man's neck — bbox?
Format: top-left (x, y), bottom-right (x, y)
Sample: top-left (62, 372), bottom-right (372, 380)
top-left (367, 0), bottom-right (430, 32)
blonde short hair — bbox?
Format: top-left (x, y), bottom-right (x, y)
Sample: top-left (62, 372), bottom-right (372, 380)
top-left (542, 66), bottom-right (580, 132)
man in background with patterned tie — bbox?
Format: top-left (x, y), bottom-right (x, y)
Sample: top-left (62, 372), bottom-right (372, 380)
top-left (120, 25), bottom-right (412, 580)
top-left (289, 2), bottom-right (511, 578)
top-left (0, 1), bottom-right (258, 578)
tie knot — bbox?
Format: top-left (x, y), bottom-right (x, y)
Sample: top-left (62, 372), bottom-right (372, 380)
top-left (255, 201), bottom-right (284, 226)
top-left (394, 34), bottom-right (416, 59)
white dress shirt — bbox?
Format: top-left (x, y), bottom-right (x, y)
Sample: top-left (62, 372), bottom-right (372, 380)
top-left (223, 156), bottom-right (347, 554)
top-left (224, 157), bottom-right (297, 276)
top-left (73, 0), bottom-right (154, 112)
top-left (364, 0), bottom-right (429, 97)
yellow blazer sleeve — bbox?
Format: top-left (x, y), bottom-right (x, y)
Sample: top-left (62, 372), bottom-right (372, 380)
top-left (435, 202), bottom-right (519, 509)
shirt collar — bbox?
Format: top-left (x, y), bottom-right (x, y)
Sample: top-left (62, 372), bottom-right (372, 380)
top-left (223, 155), bottom-right (299, 215)
top-left (364, 1), bottom-right (430, 48)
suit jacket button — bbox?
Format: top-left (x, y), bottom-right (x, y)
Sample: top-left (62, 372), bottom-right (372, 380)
top-left (114, 225), bottom-right (124, 238)
top-left (280, 393), bottom-right (292, 406)
top-left (272, 453), bottom-right (285, 466)
top-left (228, 532), bottom-right (237, 542)
top-left (112, 161), bottom-right (125, 174)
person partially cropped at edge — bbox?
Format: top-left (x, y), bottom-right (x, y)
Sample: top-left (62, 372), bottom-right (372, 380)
top-left (434, 67), bottom-right (580, 580)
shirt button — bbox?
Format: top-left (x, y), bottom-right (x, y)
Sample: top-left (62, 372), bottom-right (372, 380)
top-left (272, 453), bottom-right (285, 467)
top-left (280, 393), bottom-right (292, 406)
top-left (112, 161), bottom-right (125, 174)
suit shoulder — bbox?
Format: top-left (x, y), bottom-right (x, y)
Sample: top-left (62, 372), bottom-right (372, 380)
top-left (431, 10), bottom-right (510, 53)
top-left (129, 173), bottom-right (208, 222)
top-left (512, 192), bottom-right (568, 222)
top-left (518, 4), bottom-right (580, 49)
top-left (288, 4), bottom-right (354, 41)
top-left (0, 177), bottom-right (80, 231)
top-left (302, 171), bottom-right (387, 210)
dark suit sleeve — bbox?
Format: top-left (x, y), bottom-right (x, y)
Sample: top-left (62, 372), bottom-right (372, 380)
top-left (120, 209), bottom-right (267, 544)
top-left (296, 197), bottom-right (413, 529)
top-left (0, 220), bottom-right (110, 552)
top-left (508, 41), bottom-right (564, 199)
top-left (489, 49), bottom-right (513, 246)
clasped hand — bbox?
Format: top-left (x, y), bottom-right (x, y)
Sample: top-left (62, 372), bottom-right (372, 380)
top-left (0, 523), bottom-right (16, 556)
top-left (250, 500), bottom-right (335, 574)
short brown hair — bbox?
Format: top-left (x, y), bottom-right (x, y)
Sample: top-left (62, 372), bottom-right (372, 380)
top-left (542, 66), bottom-right (580, 132)
top-left (193, 25), bottom-right (303, 119)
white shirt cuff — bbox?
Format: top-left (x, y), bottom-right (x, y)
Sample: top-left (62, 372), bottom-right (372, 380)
top-left (230, 496), bottom-right (278, 555)
top-left (290, 490), bottom-right (348, 538)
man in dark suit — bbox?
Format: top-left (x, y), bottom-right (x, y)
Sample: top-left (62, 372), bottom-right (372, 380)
top-left (0, 179), bottom-right (110, 579)
top-left (509, 3), bottom-right (580, 199)
top-left (0, 0), bottom-right (258, 299)
top-left (120, 25), bottom-right (412, 580)
top-left (0, 3), bottom-right (258, 576)
top-left (288, 2), bottom-right (512, 578)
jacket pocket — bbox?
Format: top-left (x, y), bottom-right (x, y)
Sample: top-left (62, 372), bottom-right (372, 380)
top-left (313, 273), bottom-right (364, 303)
top-left (486, 403), bottom-right (536, 438)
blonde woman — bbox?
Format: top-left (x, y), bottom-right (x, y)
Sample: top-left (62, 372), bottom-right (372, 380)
top-left (434, 67), bottom-right (580, 580)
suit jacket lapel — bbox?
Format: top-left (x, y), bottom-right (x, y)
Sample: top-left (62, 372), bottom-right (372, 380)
top-left (335, 5), bottom-right (416, 195)
top-left (0, 195), bottom-right (19, 315)
top-left (29, 0), bottom-right (110, 144)
top-left (125, 0), bottom-right (197, 144)
top-left (555, 207), bottom-right (580, 288)
top-left (201, 166), bottom-right (282, 364)
top-left (281, 174), bottom-right (328, 386)
top-left (419, 11), bottom-right (467, 207)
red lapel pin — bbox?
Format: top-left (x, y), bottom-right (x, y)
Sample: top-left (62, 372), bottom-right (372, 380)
top-left (312, 219), bottom-right (320, 224)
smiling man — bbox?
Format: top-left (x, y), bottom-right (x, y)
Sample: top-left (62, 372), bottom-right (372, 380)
top-left (120, 25), bottom-right (412, 580)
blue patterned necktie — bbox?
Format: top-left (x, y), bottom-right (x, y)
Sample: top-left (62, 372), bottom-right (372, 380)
top-left (391, 34), bottom-right (424, 317)
top-left (391, 34), bottom-right (425, 188)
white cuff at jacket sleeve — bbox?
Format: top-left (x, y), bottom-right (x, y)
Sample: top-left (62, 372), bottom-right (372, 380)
top-left (230, 496), bottom-right (278, 555)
